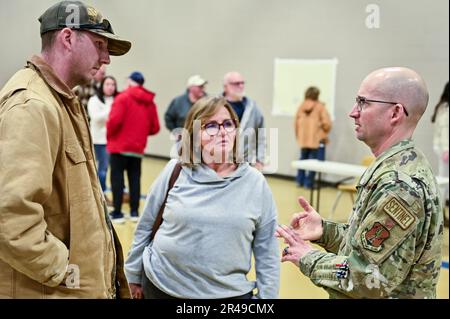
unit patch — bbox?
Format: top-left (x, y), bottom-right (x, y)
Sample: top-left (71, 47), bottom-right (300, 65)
top-left (361, 222), bottom-right (390, 252)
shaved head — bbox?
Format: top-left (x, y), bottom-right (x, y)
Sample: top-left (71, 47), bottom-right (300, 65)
top-left (362, 67), bottom-right (429, 125)
top-left (350, 67), bottom-right (429, 155)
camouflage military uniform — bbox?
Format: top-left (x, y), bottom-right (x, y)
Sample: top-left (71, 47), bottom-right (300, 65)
top-left (300, 139), bottom-right (444, 298)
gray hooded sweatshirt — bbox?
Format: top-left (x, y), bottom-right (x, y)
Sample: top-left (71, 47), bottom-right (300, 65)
top-left (125, 159), bottom-right (280, 299)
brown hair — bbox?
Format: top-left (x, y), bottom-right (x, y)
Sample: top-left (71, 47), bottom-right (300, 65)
top-left (96, 76), bottom-right (119, 103)
top-left (179, 96), bottom-right (240, 167)
top-left (305, 86), bottom-right (320, 101)
top-left (41, 29), bottom-right (84, 52)
top-left (41, 30), bottom-right (59, 52)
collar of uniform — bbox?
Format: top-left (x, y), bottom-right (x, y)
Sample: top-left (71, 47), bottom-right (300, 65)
top-left (358, 139), bottom-right (415, 186)
top-left (28, 55), bottom-right (76, 100)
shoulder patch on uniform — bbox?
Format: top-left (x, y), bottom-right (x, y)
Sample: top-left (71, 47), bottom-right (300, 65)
top-left (383, 197), bottom-right (416, 230)
top-left (361, 222), bottom-right (390, 252)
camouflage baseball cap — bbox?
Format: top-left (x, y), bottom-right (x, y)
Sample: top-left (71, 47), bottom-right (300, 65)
top-left (38, 1), bottom-right (131, 56)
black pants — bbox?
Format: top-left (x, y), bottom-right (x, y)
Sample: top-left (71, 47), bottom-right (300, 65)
top-left (142, 275), bottom-right (253, 299)
top-left (110, 153), bottom-right (141, 213)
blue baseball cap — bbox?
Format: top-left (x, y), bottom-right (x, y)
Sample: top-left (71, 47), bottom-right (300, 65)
top-left (129, 71), bottom-right (145, 85)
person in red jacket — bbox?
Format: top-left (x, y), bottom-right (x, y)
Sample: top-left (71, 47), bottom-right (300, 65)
top-left (107, 71), bottom-right (160, 223)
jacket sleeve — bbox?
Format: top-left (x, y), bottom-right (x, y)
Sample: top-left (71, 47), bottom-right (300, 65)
top-left (320, 104), bottom-right (332, 133)
top-left (299, 179), bottom-right (427, 298)
top-left (253, 181), bottom-right (280, 298)
top-left (440, 107), bottom-right (449, 152)
top-left (0, 99), bottom-right (69, 287)
top-left (432, 104), bottom-right (449, 153)
top-left (255, 106), bottom-right (266, 164)
top-left (444, 120), bottom-right (449, 152)
top-left (148, 102), bottom-right (160, 136)
top-left (106, 94), bottom-right (126, 139)
top-left (312, 220), bottom-right (349, 254)
top-left (124, 160), bottom-right (178, 284)
top-left (294, 105), bottom-right (302, 140)
top-left (164, 99), bottom-right (177, 132)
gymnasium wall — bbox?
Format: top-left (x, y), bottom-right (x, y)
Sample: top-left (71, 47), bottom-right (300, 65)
top-left (0, 0), bottom-right (448, 179)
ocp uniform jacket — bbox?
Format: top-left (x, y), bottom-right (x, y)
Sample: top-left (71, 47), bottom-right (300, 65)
top-left (0, 55), bottom-right (130, 299)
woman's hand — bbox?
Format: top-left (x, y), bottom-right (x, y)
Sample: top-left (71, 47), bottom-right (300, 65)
top-left (129, 283), bottom-right (144, 299)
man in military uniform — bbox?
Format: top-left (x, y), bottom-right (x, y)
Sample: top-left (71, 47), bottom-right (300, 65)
top-left (276, 67), bottom-right (443, 298)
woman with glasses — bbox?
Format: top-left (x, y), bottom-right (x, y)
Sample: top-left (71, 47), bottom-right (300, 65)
top-left (125, 96), bottom-right (280, 299)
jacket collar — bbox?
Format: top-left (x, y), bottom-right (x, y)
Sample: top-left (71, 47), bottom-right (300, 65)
top-left (358, 139), bottom-right (415, 186)
top-left (28, 55), bottom-right (76, 100)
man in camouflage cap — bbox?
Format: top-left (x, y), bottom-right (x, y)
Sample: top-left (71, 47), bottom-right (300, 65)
top-left (0, 1), bottom-right (131, 298)
top-left (276, 67), bottom-right (443, 298)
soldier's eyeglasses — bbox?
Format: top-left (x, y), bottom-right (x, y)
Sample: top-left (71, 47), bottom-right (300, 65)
top-left (202, 119), bottom-right (236, 136)
top-left (355, 96), bottom-right (409, 116)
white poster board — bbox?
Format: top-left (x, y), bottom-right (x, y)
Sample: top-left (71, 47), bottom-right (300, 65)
top-left (272, 58), bottom-right (338, 120)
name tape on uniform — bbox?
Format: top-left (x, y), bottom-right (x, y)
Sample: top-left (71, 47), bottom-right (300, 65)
top-left (383, 197), bottom-right (416, 230)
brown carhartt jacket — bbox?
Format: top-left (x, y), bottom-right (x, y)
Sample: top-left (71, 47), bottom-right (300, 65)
top-left (295, 99), bottom-right (332, 149)
top-left (0, 55), bottom-right (130, 299)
